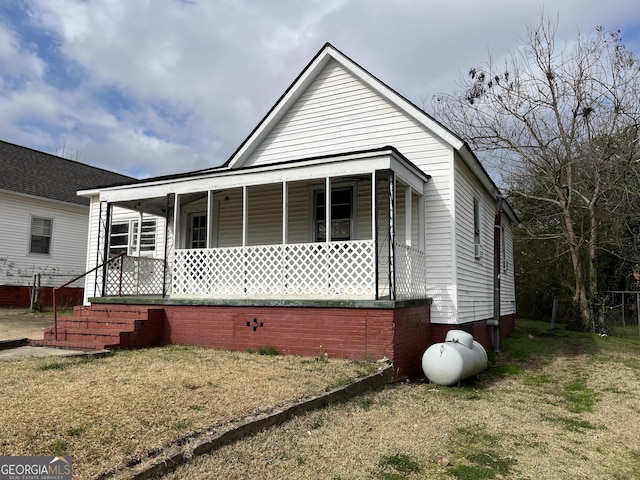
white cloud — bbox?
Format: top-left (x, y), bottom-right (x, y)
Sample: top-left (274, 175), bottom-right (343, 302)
top-left (0, 0), bottom-right (638, 178)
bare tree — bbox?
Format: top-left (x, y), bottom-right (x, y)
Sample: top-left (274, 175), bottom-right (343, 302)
top-left (433, 14), bottom-right (640, 330)
top-left (48, 136), bottom-right (87, 163)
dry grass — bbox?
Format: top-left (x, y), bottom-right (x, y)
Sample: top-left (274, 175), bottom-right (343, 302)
top-left (0, 345), bottom-right (376, 480)
top-left (162, 322), bottom-right (640, 480)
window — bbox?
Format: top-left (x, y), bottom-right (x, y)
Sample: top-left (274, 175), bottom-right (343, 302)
top-left (109, 220), bottom-right (157, 257)
top-left (109, 223), bottom-right (130, 257)
top-left (314, 187), bottom-right (353, 242)
top-left (30, 217), bottom-right (52, 254)
top-left (132, 220), bottom-right (157, 253)
top-left (473, 197), bottom-right (482, 259)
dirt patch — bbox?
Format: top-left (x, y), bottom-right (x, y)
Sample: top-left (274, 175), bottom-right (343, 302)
top-left (0, 308), bottom-right (52, 340)
top-left (161, 325), bottom-right (640, 480)
top-left (0, 345), bottom-right (378, 480)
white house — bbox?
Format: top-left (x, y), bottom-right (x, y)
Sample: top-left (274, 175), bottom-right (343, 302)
top-left (0, 141), bottom-right (135, 308)
top-left (40, 44), bottom-right (517, 379)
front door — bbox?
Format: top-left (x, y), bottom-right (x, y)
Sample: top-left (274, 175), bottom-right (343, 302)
top-left (188, 213), bottom-right (207, 249)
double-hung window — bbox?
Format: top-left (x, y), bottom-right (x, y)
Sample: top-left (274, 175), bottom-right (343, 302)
top-left (314, 187), bottom-right (353, 242)
top-left (30, 217), bottom-right (52, 255)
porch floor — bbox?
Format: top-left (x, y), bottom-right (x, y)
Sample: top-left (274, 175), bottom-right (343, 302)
top-left (89, 295), bottom-right (433, 309)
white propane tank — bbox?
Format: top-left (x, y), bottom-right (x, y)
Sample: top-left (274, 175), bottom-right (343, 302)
top-left (421, 330), bottom-right (488, 386)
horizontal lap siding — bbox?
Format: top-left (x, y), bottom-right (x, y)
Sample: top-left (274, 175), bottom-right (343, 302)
top-left (0, 191), bottom-right (88, 289)
top-left (454, 158), bottom-right (494, 323)
top-left (244, 60), bottom-right (455, 318)
top-left (501, 218), bottom-right (516, 315)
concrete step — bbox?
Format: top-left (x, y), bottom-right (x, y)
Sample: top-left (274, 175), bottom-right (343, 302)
top-left (31, 338), bottom-right (108, 350)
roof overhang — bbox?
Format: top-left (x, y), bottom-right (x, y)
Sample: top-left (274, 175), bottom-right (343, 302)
top-left (79, 147), bottom-right (430, 211)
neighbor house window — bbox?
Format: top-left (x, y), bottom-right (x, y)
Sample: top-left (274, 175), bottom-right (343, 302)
top-left (109, 220), bottom-right (157, 257)
top-left (473, 197), bottom-right (482, 258)
top-left (314, 187), bottom-right (353, 242)
top-left (30, 217), bottom-right (52, 254)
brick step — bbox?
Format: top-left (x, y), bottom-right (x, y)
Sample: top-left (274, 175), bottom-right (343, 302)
top-left (54, 317), bottom-right (139, 330)
top-left (31, 338), bottom-right (108, 350)
top-left (72, 307), bottom-right (151, 320)
top-left (43, 328), bottom-right (124, 343)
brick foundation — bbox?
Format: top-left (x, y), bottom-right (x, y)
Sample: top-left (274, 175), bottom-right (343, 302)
top-left (430, 313), bottom-right (516, 351)
top-left (160, 303), bottom-right (430, 378)
top-left (0, 285), bottom-right (83, 308)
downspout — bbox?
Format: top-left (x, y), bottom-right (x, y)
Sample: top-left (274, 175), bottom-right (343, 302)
top-left (487, 194), bottom-right (504, 352)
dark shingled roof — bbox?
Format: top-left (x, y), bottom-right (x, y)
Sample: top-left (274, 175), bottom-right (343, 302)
top-left (0, 140), bottom-right (135, 206)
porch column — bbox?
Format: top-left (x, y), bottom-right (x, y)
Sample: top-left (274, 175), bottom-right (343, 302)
top-left (173, 194), bottom-right (182, 249)
top-left (242, 186), bottom-right (248, 247)
top-left (389, 172), bottom-right (396, 300)
top-left (405, 186), bottom-right (412, 246)
top-left (282, 181), bottom-right (288, 244)
top-left (207, 190), bottom-right (214, 248)
top-left (325, 177), bottom-right (331, 243)
top-left (372, 171), bottom-right (379, 300)
top-left (162, 194), bottom-right (171, 298)
top-left (100, 202), bottom-right (113, 297)
top-left (418, 186), bottom-right (425, 251)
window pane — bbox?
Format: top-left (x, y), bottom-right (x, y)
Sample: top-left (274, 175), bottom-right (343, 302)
top-left (30, 218), bottom-right (51, 254)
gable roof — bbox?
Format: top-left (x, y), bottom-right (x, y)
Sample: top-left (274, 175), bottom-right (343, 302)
top-left (0, 140), bottom-right (134, 206)
top-left (224, 42), bottom-right (517, 223)
top-left (226, 43), bottom-right (465, 169)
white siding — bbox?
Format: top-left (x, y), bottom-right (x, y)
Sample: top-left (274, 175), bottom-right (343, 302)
top-left (501, 217), bottom-right (516, 316)
top-left (244, 59), bottom-right (456, 323)
top-left (454, 155), bottom-right (517, 324)
top-left (0, 191), bottom-right (88, 289)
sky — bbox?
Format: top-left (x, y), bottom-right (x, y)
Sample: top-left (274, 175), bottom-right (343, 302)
top-left (1, 0), bottom-right (640, 179)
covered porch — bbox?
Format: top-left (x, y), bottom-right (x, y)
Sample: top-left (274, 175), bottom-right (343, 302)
top-left (92, 147), bottom-right (430, 303)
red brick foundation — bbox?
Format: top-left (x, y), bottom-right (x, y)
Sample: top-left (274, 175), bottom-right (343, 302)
top-left (160, 303), bottom-right (430, 378)
top-left (430, 313), bottom-right (516, 351)
top-left (0, 285), bottom-right (83, 308)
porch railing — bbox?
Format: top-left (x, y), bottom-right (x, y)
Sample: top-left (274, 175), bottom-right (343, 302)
top-left (394, 243), bottom-right (428, 300)
top-left (172, 240), bottom-right (377, 299)
top-left (104, 256), bottom-right (166, 296)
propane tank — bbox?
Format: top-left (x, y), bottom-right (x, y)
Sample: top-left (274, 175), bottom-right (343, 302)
top-left (421, 330), bottom-right (488, 386)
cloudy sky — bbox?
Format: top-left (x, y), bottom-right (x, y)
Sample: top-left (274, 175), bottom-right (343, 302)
top-left (2, 0), bottom-right (640, 178)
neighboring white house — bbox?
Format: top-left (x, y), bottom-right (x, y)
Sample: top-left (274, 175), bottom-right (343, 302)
top-left (0, 140), bottom-right (136, 307)
top-left (78, 44), bottom-right (517, 347)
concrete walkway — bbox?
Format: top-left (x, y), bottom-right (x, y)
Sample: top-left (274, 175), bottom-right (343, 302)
top-left (0, 309), bottom-right (107, 360)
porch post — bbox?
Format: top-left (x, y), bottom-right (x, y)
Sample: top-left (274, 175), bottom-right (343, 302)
top-left (101, 202), bottom-right (113, 297)
top-left (405, 186), bottom-right (412, 246)
top-left (325, 177), bottom-right (331, 243)
top-left (135, 211), bottom-right (143, 295)
top-left (389, 172), bottom-right (396, 300)
top-left (162, 194), bottom-right (171, 298)
top-left (242, 186), bottom-right (248, 247)
top-left (207, 190), bottom-right (214, 248)
top-left (418, 186), bottom-right (425, 251)
top-left (173, 194), bottom-right (181, 249)
top-left (372, 171), bottom-right (379, 300)
top-left (282, 181), bottom-right (288, 244)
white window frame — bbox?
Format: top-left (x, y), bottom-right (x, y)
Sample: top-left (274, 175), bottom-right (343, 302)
top-left (109, 219), bottom-right (157, 257)
top-left (29, 216), bottom-right (53, 255)
top-left (311, 183), bottom-right (355, 242)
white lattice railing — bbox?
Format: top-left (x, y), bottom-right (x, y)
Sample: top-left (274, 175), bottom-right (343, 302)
top-left (172, 240), bottom-right (377, 299)
top-left (394, 242), bottom-right (427, 300)
top-left (105, 256), bottom-right (166, 296)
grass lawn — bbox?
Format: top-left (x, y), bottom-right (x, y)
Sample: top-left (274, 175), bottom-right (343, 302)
top-left (0, 346), bottom-right (377, 479)
top-left (162, 320), bottom-right (640, 480)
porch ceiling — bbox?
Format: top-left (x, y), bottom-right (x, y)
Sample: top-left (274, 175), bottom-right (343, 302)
top-left (91, 147), bottom-right (430, 206)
